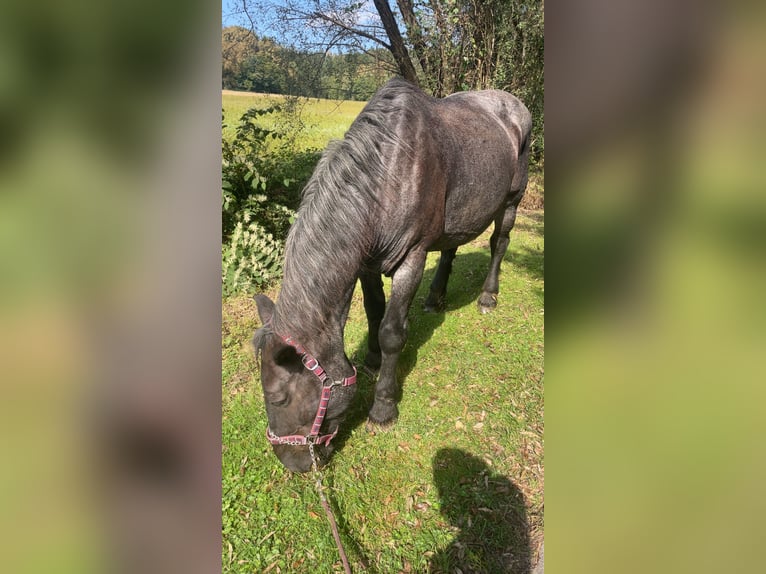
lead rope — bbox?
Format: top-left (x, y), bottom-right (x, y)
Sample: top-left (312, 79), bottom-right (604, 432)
top-left (309, 442), bottom-right (353, 574)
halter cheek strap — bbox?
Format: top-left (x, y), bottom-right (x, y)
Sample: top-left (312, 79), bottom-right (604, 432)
top-left (266, 333), bottom-right (356, 447)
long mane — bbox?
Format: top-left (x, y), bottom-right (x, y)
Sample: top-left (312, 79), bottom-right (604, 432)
top-left (273, 79), bottom-right (419, 339)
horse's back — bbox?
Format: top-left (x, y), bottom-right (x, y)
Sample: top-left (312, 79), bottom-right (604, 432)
top-left (444, 89), bottom-right (531, 146)
top-left (351, 79), bottom-right (532, 265)
top-left (424, 90), bottom-right (530, 250)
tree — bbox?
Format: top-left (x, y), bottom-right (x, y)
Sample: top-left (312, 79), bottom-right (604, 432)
top-left (494, 1), bottom-right (545, 162)
top-left (372, 0), bottom-right (419, 83)
top-left (241, 1), bottom-right (543, 163)
top-left (222, 26), bottom-right (258, 89)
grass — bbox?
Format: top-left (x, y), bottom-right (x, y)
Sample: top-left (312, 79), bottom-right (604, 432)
top-left (222, 91), bottom-right (544, 573)
top-left (223, 221), bottom-right (544, 573)
top-left (223, 91), bottom-right (366, 150)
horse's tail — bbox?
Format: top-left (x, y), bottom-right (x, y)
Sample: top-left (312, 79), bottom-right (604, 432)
top-left (512, 117), bottom-right (532, 196)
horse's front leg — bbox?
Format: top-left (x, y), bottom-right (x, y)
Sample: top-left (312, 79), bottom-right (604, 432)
top-left (368, 250), bottom-right (427, 425)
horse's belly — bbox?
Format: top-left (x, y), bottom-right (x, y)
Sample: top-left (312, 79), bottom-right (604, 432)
top-left (429, 187), bottom-right (508, 251)
top-left (428, 227), bottom-right (492, 252)
top-left (431, 150), bottom-right (514, 252)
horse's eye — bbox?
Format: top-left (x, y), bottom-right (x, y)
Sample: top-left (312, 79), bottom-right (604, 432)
top-left (269, 395), bottom-right (289, 407)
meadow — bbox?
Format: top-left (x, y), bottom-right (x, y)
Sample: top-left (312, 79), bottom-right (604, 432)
top-left (223, 91), bottom-right (366, 150)
top-left (222, 90), bottom-right (544, 573)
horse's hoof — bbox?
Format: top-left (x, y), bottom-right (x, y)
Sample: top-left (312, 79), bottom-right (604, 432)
top-left (478, 293), bottom-right (498, 313)
top-left (423, 293), bottom-right (445, 313)
top-left (368, 400), bottom-right (398, 427)
top-left (365, 418), bottom-right (396, 434)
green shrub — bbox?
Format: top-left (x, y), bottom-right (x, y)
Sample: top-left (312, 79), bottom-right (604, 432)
top-left (222, 98), bottom-right (320, 294)
top-left (223, 104), bottom-right (293, 238)
top-left (222, 213), bottom-right (285, 296)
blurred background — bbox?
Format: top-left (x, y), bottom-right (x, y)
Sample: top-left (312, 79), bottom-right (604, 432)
top-left (1, 0), bottom-right (765, 573)
top-left (0, 1), bottom-right (220, 573)
top-left (547, 1), bottom-right (766, 573)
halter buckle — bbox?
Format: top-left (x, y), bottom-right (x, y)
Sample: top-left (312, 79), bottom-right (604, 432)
top-left (302, 354), bottom-right (320, 371)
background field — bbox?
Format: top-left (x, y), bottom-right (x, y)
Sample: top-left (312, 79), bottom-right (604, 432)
top-left (222, 92), bottom-right (544, 573)
top-left (223, 92), bottom-right (366, 150)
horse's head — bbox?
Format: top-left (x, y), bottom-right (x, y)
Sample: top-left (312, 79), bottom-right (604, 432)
top-left (252, 295), bottom-right (356, 473)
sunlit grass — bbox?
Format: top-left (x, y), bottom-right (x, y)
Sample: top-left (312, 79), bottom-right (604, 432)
top-left (222, 91), bottom-right (366, 150)
top-left (222, 213), bottom-right (544, 573)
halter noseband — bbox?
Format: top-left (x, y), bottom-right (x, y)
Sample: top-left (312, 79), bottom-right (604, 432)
top-left (266, 333), bottom-right (357, 447)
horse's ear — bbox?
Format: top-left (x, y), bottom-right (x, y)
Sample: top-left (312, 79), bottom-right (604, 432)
top-left (252, 293), bottom-right (300, 371)
top-left (253, 331), bottom-right (302, 373)
top-left (252, 327), bottom-right (269, 354)
top-left (253, 294), bottom-right (274, 325)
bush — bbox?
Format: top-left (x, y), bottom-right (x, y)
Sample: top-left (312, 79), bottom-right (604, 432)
top-left (222, 214), bottom-right (285, 296)
top-left (222, 99), bottom-right (318, 294)
top-left (223, 104), bottom-right (293, 239)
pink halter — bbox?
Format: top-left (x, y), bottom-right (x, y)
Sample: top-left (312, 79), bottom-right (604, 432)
top-left (266, 333), bottom-right (356, 447)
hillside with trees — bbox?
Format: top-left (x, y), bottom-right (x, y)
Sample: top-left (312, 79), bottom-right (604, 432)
top-left (224, 0), bottom-right (543, 162)
top-left (223, 25), bottom-right (394, 101)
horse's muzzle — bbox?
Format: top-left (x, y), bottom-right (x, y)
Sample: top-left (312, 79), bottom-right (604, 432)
top-left (273, 443), bottom-right (327, 473)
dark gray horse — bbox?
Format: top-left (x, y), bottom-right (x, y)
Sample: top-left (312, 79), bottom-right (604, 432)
top-left (253, 78), bottom-right (531, 472)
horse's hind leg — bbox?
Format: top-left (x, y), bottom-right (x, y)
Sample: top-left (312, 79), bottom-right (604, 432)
top-left (478, 132), bottom-right (529, 313)
top-left (423, 248), bottom-right (457, 312)
top-left (478, 193), bottom-right (523, 313)
top-left (360, 271), bottom-right (386, 370)
top-left (369, 249), bottom-right (427, 425)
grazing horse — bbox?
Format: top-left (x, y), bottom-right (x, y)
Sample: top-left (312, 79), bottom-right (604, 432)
top-left (253, 78), bottom-right (531, 472)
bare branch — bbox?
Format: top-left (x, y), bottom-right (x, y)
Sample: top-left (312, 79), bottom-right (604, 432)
top-left (310, 10), bottom-right (391, 49)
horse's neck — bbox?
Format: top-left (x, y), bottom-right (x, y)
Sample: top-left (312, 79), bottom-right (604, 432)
top-left (273, 174), bottom-right (369, 371)
top-left (274, 293), bottom-right (353, 379)
top-left (273, 239), bottom-right (359, 371)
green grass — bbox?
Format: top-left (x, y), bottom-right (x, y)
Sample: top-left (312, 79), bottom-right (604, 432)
top-left (223, 91), bottom-right (366, 150)
top-left (223, 216), bottom-right (544, 573)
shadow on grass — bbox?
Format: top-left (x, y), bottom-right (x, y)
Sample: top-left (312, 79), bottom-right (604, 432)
top-left (507, 244), bottom-right (544, 282)
top-left (322, 245), bottom-right (543, 568)
top-left (332, 250), bottom-right (490, 453)
top-left (430, 448), bottom-right (532, 574)
top-left (332, 241), bottom-right (543, 452)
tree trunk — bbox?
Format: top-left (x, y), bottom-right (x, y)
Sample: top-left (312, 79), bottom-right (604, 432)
top-left (396, 0), bottom-right (431, 78)
top-left (428, 0), bottom-right (449, 96)
top-left (372, 0), bottom-right (419, 85)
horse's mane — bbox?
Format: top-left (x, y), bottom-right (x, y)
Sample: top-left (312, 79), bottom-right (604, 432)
top-left (302, 78), bottom-right (419, 208)
top-left (273, 79), bottom-right (420, 339)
